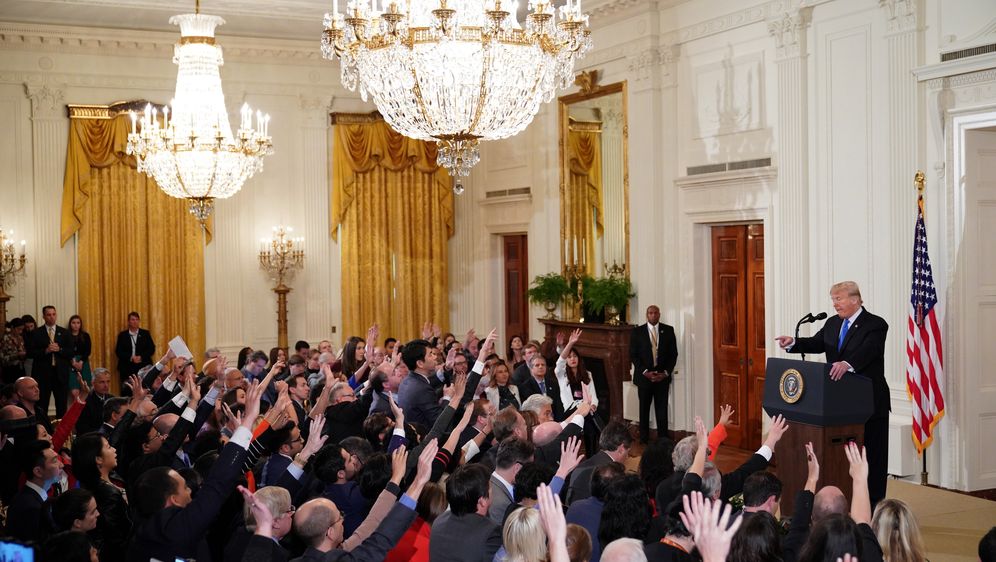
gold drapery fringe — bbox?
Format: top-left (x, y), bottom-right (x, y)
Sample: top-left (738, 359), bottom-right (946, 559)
top-left (331, 115), bottom-right (454, 341)
top-left (61, 112), bottom-right (207, 391)
top-left (566, 127), bottom-right (604, 273)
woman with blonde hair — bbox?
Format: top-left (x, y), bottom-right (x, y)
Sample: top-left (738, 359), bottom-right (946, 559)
top-left (872, 499), bottom-right (928, 562)
top-left (502, 507), bottom-right (548, 562)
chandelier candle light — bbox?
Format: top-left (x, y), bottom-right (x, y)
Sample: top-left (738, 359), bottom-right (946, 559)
top-left (321, 0), bottom-right (592, 189)
top-left (127, 2), bottom-right (273, 223)
top-left (0, 227), bottom-right (27, 328)
top-left (259, 227), bottom-right (306, 349)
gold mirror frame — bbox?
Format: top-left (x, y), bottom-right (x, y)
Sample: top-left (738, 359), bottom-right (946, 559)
top-left (558, 78), bottom-right (630, 279)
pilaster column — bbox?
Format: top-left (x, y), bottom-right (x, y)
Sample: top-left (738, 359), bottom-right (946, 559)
top-left (880, 0), bottom-right (921, 391)
top-left (767, 8), bottom-right (812, 345)
top-left (25, 83), bottom-right (75, 315)
top-left (299, 96), bottom-right (335, 342)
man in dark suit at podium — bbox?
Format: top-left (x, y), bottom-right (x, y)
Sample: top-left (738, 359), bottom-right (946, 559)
top-left (776, 280), bottom-right (890, 507)
top-left (629, 305), bottom-right (678, 443)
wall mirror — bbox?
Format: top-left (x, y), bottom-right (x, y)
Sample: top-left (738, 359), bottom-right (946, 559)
top-left (558, 75), bottom-right (630, 279)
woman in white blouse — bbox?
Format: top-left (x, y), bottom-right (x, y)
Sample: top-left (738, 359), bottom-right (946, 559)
top-left (555, 328), bottom-right (602, 451)
top-left (484, 358), bottom-right (522, 412)
top-left (554, 328), bottom-right (599, 413)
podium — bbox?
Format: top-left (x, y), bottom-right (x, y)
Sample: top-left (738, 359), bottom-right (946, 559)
top-left (762, 358), bottom-right (873, 515)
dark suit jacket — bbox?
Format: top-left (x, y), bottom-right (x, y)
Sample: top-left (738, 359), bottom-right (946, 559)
top-left (397, 372), bottom-right (444, 429)
top-left (516, 373), bottom-right (565, 421)
top-left (225, 527), bottom-right (289, 562)
top-left (87, 479), bottom-right (132, 562)
top-left (789, 307), bottom-right (890, 417)
top-left (77, 392), bottom-right (110, 435)
top-left (282, 501), bottom-right (417, 562)
top-left (629, 322), bottom-right (678, 387)
top-left (566, 450), bottom-right (613, 504)
top-left (260, 454), bottom-right (293, 487)
top-left (115, 328), bottom-right (156, 379)
top-left (125, 436), bottom-right (250, 562)
top-left (323, 390), bottom-right (374, 443)
top-left (429, 511), bottom-right (502, 562)
top-left (27, 324), bottom-right (74, 378)
top-left (4, 485), bottom-right (46, 541)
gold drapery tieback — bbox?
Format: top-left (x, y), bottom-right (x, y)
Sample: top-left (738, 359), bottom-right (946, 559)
top-left (331, 115), bottom-right (454, 341)
top-left (61, 111), bottom-right (207, 392)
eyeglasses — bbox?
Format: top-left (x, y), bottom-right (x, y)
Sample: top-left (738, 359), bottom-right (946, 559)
top-left (146, 430), bottom-right (166, 444)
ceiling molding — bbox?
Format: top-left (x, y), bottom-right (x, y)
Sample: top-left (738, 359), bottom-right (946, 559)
top-left (0, 21), bottom-right (325, 65)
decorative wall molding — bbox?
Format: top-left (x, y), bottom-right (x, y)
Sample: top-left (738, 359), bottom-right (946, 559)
top-left (914, 53), bottom-right (996, 84)
top-left (24, 82), bottom-right (65, 120)
top-left (0, 21), bottom-right (325, 65)
top-left (662, 0), bottom-right (793, 47)
top-left (766, 6), bottom-right (813, 60)
top-left (878, 0), bottom-right (918, 35)
top-left (1, 70), bottom-right (342, 101)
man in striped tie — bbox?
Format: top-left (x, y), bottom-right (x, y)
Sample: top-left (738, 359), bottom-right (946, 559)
top-left (776, 281), bottom-right (890, 507)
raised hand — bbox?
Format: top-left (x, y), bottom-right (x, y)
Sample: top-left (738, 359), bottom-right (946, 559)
top-left (688, 495), bottom-right (742, 562)
top-left (75, 373), bottom-right (91, 403)
top-left (805, 441), bottom-right (820, 491)
top-left (455, 401), bottom-right (475, 431)
top-left (237, 485), bottom-right (274, 538)
top-left (718, 404), bottom-right (734, 427)
top-left (477, 328), bottom-right (498, 361)
top-left (184, 373), bottom-right (201, 405)
top-left (536, 483), bottom-right (568, 562)
top-left (388, 393), bottom-right (405, 424)
top-left (128, 374), bottom-right (146, 402)
top-left (556, 436), bottom-right (585, 478)
top-left (390, 445), bottom-right (409, 484)
top-left (556, 331), bottom-right (566, 348)
top-left (450, 372), bottom-right (467, 403)
top-left (242, 379), bottom-right (265, 429)
top-left (695, 415), bottom-right (708, 448)
top-left (568, 328), bottom-right (582, 345)
top-left (763, 414), bottom-right (789, 450)
top-left (774, 336), bottom-right (794, 349)
top-left (844, 441), bottom-right (868, 481)
top-left (421, 322), bottom-right (432, 339)
top-left (297, 415), bottom-right (328, 464)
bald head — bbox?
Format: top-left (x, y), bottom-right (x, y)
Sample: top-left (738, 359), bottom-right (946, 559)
top-left (532, 421), bottom-right (563, 447)
top-left (813, 486), bottom-right (848, 522)
top-left (153, 413), bottom-right (179, 434)
top-left (0, 405), bottom-right (27, 421)
top-left (294, 497), bottom-right (341, 549)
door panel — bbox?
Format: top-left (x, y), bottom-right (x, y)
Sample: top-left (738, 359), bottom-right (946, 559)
top-left (712, 224), bottom-right (764, 449)
top-left (503, 235), bottom-right (529, 343)
top-left (712, 226), bottom-right (748, 447)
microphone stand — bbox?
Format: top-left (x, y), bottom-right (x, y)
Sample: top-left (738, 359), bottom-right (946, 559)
top-left (794, 313), bottom-right (812, 361)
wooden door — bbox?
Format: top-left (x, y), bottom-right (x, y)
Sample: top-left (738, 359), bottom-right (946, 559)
top-left (712, 224), bottom-right (765, 449)
top-left (503, 235), bottom-right (529, 342)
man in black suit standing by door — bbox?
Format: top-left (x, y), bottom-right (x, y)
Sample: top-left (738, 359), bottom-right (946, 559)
top-left (26, 305), bottom-right (74, 418)
top-left (776, 280), bottom-right (890, 507)
top-left (629, 305), bottom-right (678, 444)
top-left (116, 311), bottom-right (156, 384)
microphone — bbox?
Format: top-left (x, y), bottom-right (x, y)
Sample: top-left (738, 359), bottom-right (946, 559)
top-left (794, 312), bottom-right (827, 361)
top-left (812, 312), bottom-right (828, 321)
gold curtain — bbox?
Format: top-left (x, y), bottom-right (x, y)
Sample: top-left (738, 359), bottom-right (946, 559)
top-left (331, 116), bottom-right (454, 341)
top-left (566, 126), bottom-right (604, 274)
top-left (61, 112), bottom-right (207, 391)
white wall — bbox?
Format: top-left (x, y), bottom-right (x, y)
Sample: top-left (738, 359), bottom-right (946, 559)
top-left (0, 20), bottom-right (363, 358)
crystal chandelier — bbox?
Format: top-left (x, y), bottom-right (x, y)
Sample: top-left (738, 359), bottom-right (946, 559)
top-left (127, 3), bottom-right (273, 223)
top-left (321, 0), bottom-right (591, 187)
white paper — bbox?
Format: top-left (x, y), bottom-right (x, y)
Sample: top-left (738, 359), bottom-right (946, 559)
top-left (169, 336), bottom-right (194, 359)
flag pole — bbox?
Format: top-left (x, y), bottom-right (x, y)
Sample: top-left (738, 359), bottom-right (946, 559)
top-left (915, 170), bottom-right (929, 486)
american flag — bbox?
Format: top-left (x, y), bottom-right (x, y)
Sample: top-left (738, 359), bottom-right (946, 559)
top-left (906, 195), bottom-right (945, 454)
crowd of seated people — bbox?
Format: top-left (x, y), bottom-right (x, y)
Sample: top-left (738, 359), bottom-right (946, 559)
top-left (2, 314), bottom-right (995, 562)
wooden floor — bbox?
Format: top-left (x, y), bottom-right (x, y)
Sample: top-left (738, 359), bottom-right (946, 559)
top-left (622, 440), bottom-right (994, 561)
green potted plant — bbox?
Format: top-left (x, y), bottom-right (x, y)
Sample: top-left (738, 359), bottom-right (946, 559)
top-left (527, 273), bottom-right (572, 319)
top-left (584, 276), bottom-right (635, 325)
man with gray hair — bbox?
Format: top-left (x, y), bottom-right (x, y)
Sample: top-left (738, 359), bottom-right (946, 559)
top-left (520, 393), bottom-right (554, 424)
top-left (323, 381), bottom-right (374, 443)
top-left (601, 538), bottom-right (648, 562)
top-left (78, 367), bottom-right (114, 434)
top-left (223, 486), bottom-right (292, 562)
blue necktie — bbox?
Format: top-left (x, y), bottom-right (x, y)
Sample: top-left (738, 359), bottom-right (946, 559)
top-left (539, 381), bottom-right (546, 394)
top-left (838, 318), bottom-right (850, 351)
